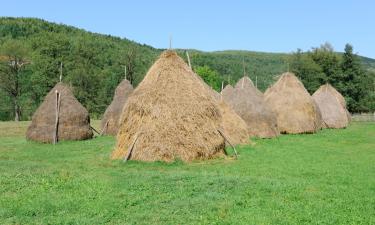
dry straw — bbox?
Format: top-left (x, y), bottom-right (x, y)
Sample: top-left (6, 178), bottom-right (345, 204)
top-left (312, 84), bottom-right (350, 128)
top-left (222, 76), bottom-right (279, 138)
top-left (26, 82), bottom-right (93, 143)
top-left (112, 50), bottom-right (230, 162)
top-left (101, 79), bottom-right (133, 135)
top-left (264, 72), bottom-right (322, 134)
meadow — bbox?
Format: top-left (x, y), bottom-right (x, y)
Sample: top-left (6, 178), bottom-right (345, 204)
top-left (0, 121), bottom-right (374, 224)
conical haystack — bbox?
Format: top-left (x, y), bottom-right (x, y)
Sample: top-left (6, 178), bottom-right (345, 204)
top-left (26, 82), bottom-right (93, 143)
top-left (221, 84), bottom-right (234, 99)
top-left (101, 79), bottom-right (133, 135)
top-left (209, 89), bottom-right (249, 145)
top-left (222, 76), bottom-right (279, 138)
top-left (324, 84), bottom-right (351, 122)
top-left (112, 50), bottom-right (227, 162)
top-left (312, 84), bottom-right (350, 128)
top-left (264, 72), bottom-right (322, 134)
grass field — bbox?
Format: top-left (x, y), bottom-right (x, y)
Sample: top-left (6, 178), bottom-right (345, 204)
top-left (0, 121), bottom-right (374, 224)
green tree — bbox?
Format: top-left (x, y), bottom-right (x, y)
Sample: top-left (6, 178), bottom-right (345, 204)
top-left (195, 65), bottom-right (222, 91)
top-left (290, 49), bottom-right (326, 93)
top-left (341, 44), bottom-right (373, 112)
top-left (0, 39), bottom-right (30, 121)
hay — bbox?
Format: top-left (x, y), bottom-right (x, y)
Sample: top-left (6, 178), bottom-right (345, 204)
top-left (325, 84), bottom-right (352, 122)
top-left (26, 82), bottom-right (93, 143)
top-left (264, 72), bottom-right (322, 134)
top-left (221, 84), bottom-right (234, 99)
top-left (207, 88), bottom-right (249, 145)
top-left (222, 76), bottom-right (279, 138)
top-left (101, 79), bottom-right (133, 135)
top-left (112, 50), bottom-right (226, 162)
top-left (196, 81), bottom-right (248, 146)
top-left (312, 84), bottom-right (350, 128)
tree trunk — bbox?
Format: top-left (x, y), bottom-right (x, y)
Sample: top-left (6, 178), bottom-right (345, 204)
top-left (14, 98), bottom-right (20, 122)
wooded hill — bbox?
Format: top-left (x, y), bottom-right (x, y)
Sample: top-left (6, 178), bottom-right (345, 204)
top-left (1, 17), bottom-right (374, 120)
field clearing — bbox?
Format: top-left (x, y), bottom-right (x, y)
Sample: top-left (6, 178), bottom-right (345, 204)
top-left (0, 121), bottom-right (374, 224)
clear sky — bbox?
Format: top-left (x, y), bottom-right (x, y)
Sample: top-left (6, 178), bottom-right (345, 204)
top-left (1, 0), bottom-right (374, 58)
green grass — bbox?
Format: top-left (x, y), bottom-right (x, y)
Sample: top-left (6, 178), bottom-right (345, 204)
top-left (0, 122), bottom-right (374, 224)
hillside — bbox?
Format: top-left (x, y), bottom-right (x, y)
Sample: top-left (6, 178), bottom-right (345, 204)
top-left (0, 17), bottom-right (374, 120)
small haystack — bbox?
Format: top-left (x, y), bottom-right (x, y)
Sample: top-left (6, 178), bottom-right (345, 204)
top-left (264, 72), bottom-right (322, 134)
top-left (209, 89), bottom-right (249, 145)
top-left (222, 76), bottom-right (279, 138)
top-left (26, 82), bottom-right (93, 143)
top-left (101, 79), bottom-right (133, 135)
top-left (312, 84), bottom-right (350, 128)
top-left (221, 84), bottom-right (234, 99)
top-left (112, 50), bottom-right (227, 162)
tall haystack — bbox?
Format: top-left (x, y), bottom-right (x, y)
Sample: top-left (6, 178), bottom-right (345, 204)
top-left (312, 84), bottom-right (350, 128)
top-left (264, 72), bottom-right (322, 134)
top-left (101, 79), bottom-right (133, 135)
top-left (112, 50), bottom-right (227, 162)
top-left (26, 82), bottom-right (93, 143)
top-left (222, 76), bottom-right (279, 138)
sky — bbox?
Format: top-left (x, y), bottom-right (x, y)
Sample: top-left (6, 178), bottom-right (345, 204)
top-left (1, 0), bottom-right (374, 58)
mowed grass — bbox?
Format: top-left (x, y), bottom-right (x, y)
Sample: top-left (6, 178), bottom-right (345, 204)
top-left (0, 121), bottom-right (374, 224)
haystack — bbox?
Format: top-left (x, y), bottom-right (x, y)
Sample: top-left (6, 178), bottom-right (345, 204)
top-left (209, 89), bottom-right (249, 145)
top-left (264, 72), bottom-right (322, 134)
top-left (312, 84), bottom-right (350, 128)
top-left (26, 82), bottom-right (93, 143)
top-left (221, 84), bottom-right (234, 99)
top-left (101, 79), bottom-right (133, 135)
top-left (222, 76), bottom-right (279, 138)
top-left (112, 50), bottom-right (227, 162)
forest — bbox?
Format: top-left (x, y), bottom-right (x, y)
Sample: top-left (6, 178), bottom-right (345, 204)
top-left (1, 17), bottom-right (374, 121)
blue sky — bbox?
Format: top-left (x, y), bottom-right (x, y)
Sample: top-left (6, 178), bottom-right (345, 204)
top-left (1, 0), bottom-right (374, 58)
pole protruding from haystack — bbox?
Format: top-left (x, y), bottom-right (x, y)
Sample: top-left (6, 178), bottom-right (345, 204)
top-left (169, 35), bottom-right (172, 50)
top-left (242, 58), bottom-right (246, 77)
top-left (59, 62), bottom-right (63, 82)
top-left (122, 65), bottom-right (127, 80)
top-left (256, 76), bottom-right (258, 88)
top-left (186, 51), bottom-right (191, 69)
top-left (53, 90), bottom-right (61, 144)
top-left (217, 129), bottom-right (238, 159)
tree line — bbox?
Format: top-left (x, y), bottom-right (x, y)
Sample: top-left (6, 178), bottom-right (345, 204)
top-left (289, 43), bottom-right (375, 112)
top-left (0, 18), bottom-right (374, 121)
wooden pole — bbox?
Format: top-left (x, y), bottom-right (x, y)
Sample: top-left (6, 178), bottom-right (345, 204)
top-left (53, 90), bottom-right (61, 144)
top-left (90, 125), bottom-right (100, 135)
top-left (256, 76), bottom-right (258, 88)
top-left (169, 35), bottom-right (172, 49)
top-left (124, 134), bottom-right (139, 162)
top-left (100, 121), bottom-right (109, 136)
top-left (123, 65), bottom-right (126, 80)
top-left (217, 129), bottom-right (238, 159)
top-left (59, 62), bottom-right (63, 82)
top-left (242, 58), bottom-right (246, 77)
top-left (186, 51), bottom-right (191, 69)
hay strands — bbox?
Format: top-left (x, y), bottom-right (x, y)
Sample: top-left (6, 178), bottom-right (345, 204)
top-left (124, 133), bottom-right (139, 162)
top-left (217, 129), bottom-right (238, 159)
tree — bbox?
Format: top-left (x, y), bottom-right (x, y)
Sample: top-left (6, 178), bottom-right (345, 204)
top-left (290, 49), bottom-right (326, 93)
top-left (195, 65), bottom-right (222, 91)
top-left (341, 44), bottom-right (372, 112)
top-left (123, 47), bottom-right (138, 85)
top-left (0, 39), bottom-right (30, 121)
